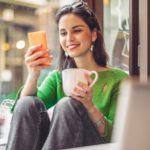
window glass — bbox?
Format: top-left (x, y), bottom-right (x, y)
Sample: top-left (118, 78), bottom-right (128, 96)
top-left (104, 0), bottom-right (129, 73)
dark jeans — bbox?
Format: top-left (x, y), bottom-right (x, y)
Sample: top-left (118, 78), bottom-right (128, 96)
top-left (6, 96), bottom-right (104, 150)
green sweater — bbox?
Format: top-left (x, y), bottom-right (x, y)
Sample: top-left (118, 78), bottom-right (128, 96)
top-left (37, 68), bottom-right (128, 141)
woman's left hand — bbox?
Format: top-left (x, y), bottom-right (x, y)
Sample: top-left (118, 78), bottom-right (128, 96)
top-left (70, 73), bottom-right (94, 110)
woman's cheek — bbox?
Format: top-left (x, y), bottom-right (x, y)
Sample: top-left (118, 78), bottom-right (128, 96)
top-left (60, 39), bottom-right (66, 50)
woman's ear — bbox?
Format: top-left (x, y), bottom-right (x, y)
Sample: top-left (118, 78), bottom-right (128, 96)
top-left (91, 28), bottom-right (97, 42)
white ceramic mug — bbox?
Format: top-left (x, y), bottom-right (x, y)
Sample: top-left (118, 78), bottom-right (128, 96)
top-left (62, 68), bottom-right (98, 96)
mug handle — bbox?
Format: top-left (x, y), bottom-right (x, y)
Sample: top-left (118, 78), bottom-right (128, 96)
top-left (89, 71), bottom-right (98, 87)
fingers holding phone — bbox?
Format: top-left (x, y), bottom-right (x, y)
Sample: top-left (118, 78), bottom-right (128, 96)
top-left (25, 45), bottom-right (52, 68)
top-left (25, 31), bottom-right (53, 74)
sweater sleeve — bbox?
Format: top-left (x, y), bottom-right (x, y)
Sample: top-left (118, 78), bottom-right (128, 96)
top-left (102, 81), bottom-right (121, 141)
top-left (102, 68), bottom-right (128, 141)
top-left (37, 70), bottom-right (61, 109)
top-left (11, 70), bottom-right (61, 112)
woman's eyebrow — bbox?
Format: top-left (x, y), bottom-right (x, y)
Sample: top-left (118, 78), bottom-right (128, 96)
top-left (72, 25), bottom-right (85, 29)
top-left (59, 29), bottom-right (65, 32)
top-left (59, 25), bottom-right (85, 32)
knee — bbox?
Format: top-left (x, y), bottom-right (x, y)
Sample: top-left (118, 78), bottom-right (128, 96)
top-left (55, 97), bottom-right (70, 113)
top-left (54, 97), bottom-right (84, 115)
top-left (14, 96), bottom-right (45, 115)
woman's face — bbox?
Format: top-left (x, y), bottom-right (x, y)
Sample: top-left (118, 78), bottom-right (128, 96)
top-left (58, 14), bottom-right (97, 58)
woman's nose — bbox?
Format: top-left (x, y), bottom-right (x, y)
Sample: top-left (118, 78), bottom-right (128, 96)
top-left (66, 33), bottom-right (74, 42)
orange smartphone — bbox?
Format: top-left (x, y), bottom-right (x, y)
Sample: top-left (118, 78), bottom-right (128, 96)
top-left (28, 31), bottom-right (50, 66)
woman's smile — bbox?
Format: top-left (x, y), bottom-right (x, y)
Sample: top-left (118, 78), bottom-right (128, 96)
top-left (67, 43), bottom-right (80, 51)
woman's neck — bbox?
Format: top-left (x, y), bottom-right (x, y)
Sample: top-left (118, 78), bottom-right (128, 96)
top-left (74, 53), bottom-right (107, 72)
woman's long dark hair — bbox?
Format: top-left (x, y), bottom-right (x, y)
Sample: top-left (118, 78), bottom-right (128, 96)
top-left (56, 1), bottom-right (109, 71)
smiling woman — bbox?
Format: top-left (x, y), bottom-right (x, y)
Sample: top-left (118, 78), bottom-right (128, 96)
top-left (6, 1), bottom-right (128, 150)
top-left (58, 14), bottom-right (97, 59)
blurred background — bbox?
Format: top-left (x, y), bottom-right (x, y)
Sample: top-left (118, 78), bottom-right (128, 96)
top-left (0, 0), bottom-right (60, 101)
top-left (0, 0), bottom-right (130, 102)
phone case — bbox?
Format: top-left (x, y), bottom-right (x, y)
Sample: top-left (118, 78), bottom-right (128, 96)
top-left (28, 31), bottom-right (50, 66)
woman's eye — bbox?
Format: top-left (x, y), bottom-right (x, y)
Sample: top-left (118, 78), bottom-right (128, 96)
top-left (60, 32), bottom-right (67, 36)
top-left (74, 29), bottom-right (82, 33)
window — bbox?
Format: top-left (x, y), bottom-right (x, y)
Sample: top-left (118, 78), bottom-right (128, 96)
top-left (104, 0), bottom-right (129, 73)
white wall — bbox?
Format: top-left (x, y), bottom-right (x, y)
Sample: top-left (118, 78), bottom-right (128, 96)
top-left (139, 0), bottom-right (148, 81)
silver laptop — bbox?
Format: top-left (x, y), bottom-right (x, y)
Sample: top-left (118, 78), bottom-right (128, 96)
top-left (112, 80), bottom-right (150, 150)
top-left (67, 80), bottom-right (150, 150)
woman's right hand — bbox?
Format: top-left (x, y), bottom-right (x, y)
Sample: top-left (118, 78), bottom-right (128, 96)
top-left (24, 44), bottom-right (52, 78)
